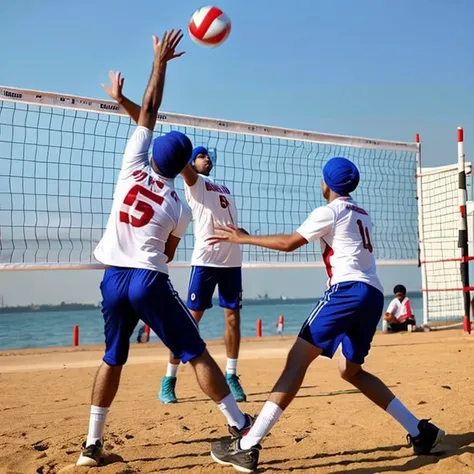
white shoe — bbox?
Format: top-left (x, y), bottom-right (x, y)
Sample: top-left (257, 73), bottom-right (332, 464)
top-left (76, 440), bottom-right (103, 466)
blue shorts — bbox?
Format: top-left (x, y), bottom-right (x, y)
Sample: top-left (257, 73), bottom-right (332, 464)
top-left (299, 281), bottom-right (383, 364)
top-left (187, 266), bottom-right (242, 311)
top-left (100, 267), bottom-right (206, 366)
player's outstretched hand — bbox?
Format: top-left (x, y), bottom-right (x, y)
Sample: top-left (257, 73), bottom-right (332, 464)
top-left (101, 71), bottom-right (124, 103)
top-left (208, 224), bottom-right (248, 245)
top-left (153, 30), bottom-right (185, 63)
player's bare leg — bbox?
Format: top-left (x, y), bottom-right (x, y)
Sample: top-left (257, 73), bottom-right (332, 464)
top-left (211, 339), bottom-right (445, 472)
top-left (224, 308), bottom-right (240, 360)
top-left (211, 337), bottom-right (319, 472)
top-left (91, 362), bottom-right (123, 407)
top-left (189, 349), bottom-right (252, 434)
top-left (338, 355), bottom-right (444, 453)
top-left (77, 362), bottom-right (122, 466)
top-left (189, 348), bottom-right (235, 401)
top-left (265, 337), bottom-right (321, 410)
top-left (223, 308), bottom-right (246, 402)
top-left (159, 310), bottom-right (204, 403)
top-left (240, 337), bottom-right (320, 443)
top-left (339, 355), bottom-right (397, 408)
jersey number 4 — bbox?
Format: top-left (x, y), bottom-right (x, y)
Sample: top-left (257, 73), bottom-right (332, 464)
top-left (357, 219), bottom-right (373, 253)
top-left (120, 184), bottom-right (164, 228)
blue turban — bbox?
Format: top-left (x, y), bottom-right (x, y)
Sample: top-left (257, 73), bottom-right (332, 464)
top-left (191, 146), bottom-right (208, 162)
top-left (152, 131), bottom-right (193, 179)
top-left (322, 157), bottom-right (360, 196)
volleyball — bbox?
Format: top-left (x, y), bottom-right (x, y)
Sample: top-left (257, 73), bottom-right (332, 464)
top-left (188, 6), bottom-right (231, 48)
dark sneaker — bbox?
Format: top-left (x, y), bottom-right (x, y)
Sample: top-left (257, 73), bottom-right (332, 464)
top-left (211, 437), bottom-right (261, 473)
top-left (76, 440), bottom-right (103, 466)
top-left (158, 376), bottom-right (178, 404)
top-left (407, 419), bottom-right (445, 455)
top-left (226, 373), bottom-right (247, 402)
top-left (228, 413), bottom-right (254, 438)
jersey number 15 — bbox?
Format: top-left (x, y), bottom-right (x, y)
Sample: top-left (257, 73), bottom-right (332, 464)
top-left (120, 184), bottom-right (164, 228)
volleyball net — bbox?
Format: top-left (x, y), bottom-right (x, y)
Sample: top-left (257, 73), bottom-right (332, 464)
top-left (0, 86), bottom-right (419, 271)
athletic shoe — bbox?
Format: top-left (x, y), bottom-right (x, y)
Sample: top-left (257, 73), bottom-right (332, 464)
top-left (228, 413), bottom-right (254, 438)
top-left (407, 419), bottom-right (445, 455)
top-left (158, 376), bottom-right (178, 404)
top-left (226, 373), bottom-right (247, 402)
top-left (211, 437), bottom-right (261, 473)
top-left (76, 440), bottom-right (103, 466)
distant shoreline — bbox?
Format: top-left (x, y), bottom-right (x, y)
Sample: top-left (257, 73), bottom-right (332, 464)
top-left (0, 303), bottom-right (100, 315)
top-left (0, 293), bottom-right (422, 314)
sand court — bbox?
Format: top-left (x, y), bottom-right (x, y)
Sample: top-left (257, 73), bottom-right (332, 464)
top-left (1, 331), bottom-right (474, 473)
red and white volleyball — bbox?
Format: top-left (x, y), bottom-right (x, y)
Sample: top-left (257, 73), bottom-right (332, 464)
top-left (188, 6), bottom-right (231, 48)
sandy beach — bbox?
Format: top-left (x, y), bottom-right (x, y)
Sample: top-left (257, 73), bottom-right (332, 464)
top-left (1, 330), bottom-right (474, 474)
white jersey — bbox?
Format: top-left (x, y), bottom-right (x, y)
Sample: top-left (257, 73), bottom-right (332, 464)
top-left (297, 197), bottom-right (383, 293)
top-left (184, 175), bottom-right (242, 267)
top-left (94, 126), bottom-right (191, 274)
top-left (386, 297), bottom-right (414, 323)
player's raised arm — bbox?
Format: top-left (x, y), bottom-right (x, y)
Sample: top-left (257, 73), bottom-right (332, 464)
top-left (180, 163), bottom-right (199, 187)
top-left (139, 30), bottom-right (185, 131)
top-left (181, 146), bottom-right (217, 187)
top-left (102, 69), bottom-right (199, 187)
top-left (101, 71), bottom-right (141, 123)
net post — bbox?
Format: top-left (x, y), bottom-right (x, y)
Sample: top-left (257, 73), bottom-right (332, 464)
top-left (415, 133), bottom-right (429, 326)
top-left (458, 127), bottom-right (471, 334)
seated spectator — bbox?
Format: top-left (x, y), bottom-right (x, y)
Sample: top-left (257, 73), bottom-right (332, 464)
top-left (383, 285), bottom-right (416, 333)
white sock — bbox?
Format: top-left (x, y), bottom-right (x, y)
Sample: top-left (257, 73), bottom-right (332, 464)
top-left (226, 358), bottom-right (238, 375)
top-left (240, 401), bottom-right (283, 450)
top-left (166, 363), bottom-right (179, 378)
top-left (217, 393), bottom-right (246, 429)
top-left (386, 398), bottom-right (420, 436)
top-left (86, 405), bottom-right (109, 446)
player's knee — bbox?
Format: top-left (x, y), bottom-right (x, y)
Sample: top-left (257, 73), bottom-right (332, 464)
top-left (102, 360), bottom-right (125, 373)
top-left (103, 352), bottom-right (128, 367)
top-left (171, 338), bottom-right (207, 365)
top-left (285, 337), bottom-right (321, 372)
top-left (103, 343), bottom-right (130, 366)
top-left (339, 363), bottom-right (362, 382)
top-left (285, 348), bottom-right (311, 373)
top-left (224, 309), bottom-right (240, 329)
top-left (190, 309), bottom-right (205, 324)
top-left (188, 347), bottom-right (212, 367)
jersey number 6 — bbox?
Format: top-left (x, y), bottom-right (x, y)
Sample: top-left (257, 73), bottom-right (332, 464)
top-left (120, 184), bottom-right (164, 228)
top-left (356, 219), bottom-right (373, 253)
top-left (219, 195), bottom-right (230, 209)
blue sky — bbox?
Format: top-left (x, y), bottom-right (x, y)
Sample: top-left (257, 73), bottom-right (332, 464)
top-left (1, 0), bottom-right (473, 305)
